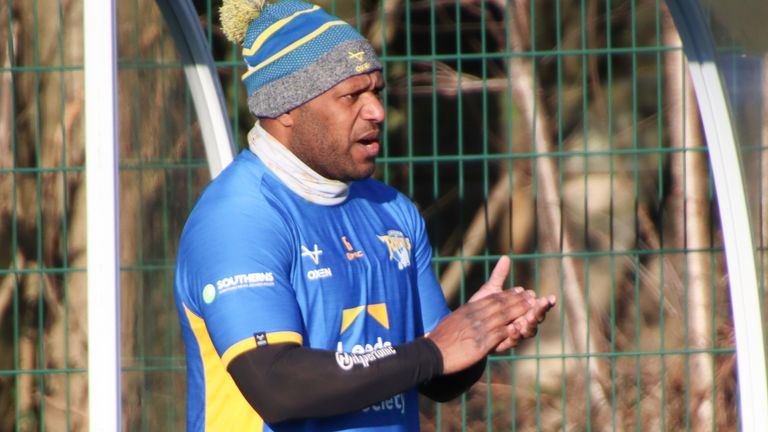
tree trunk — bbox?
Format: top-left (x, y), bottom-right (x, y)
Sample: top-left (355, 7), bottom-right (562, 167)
top-left (663, 8), bottom-right (713, 431)
top-left (492, 0), bottom-right (617, 429)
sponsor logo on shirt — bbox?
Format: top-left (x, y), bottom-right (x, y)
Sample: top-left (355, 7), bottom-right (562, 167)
top-left (334, 345), bottom-right (397, 370)
top-left (363, 393), bottom-right (406, 415)
top-left (307, 268), bottom-right (333, 280)
top-left (335, 304), bottom-right (395, 369)
top-left (301, 244), bottom-right (333, 280)
top-left (301, 244), bottom-right (323, 265)
top-left (341, 235), bottom-right (364, 261)
top-left (377, 230), bottom-right (412, 270)
top-left (336, 336), bottom-right (392, 354)
top-left (202, 284), bottom-right (216, 304)
top-left (339, 304), bottom-right (390, 335)
top-left (213, 272), bottom-right (275, 294)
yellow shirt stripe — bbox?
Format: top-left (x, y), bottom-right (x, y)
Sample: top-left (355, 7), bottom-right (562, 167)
top-left (221, 331), bottom-right (303, 368)
top-left (183, 304), bottom-right (264, 431)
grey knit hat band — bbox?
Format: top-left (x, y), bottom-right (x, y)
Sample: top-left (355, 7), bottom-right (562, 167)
top-left (247, 39), bottom-right (382, 118)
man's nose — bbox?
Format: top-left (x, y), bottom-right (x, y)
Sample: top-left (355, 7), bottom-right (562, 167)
top-left (361, 93), bottom-right (385, 123)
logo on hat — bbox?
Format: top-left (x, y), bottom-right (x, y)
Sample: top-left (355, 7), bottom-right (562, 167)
top-left (348, 51), bottom-right (366, 62)
top-left (349, 51), bottom-right (371, 72)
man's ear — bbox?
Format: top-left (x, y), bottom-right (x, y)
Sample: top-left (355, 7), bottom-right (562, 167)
top-left (275, 111), bottom-right (294, 128)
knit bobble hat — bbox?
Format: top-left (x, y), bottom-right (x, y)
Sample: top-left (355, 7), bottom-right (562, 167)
top-left (220, 0), bottom-right (383, 118)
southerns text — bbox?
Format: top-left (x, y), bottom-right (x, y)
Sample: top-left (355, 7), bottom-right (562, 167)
top-left (215, 272), bottom-right (274, 293)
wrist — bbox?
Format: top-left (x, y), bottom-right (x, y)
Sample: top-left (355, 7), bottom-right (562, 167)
top-left (418, 337), bottom-right (444, 376)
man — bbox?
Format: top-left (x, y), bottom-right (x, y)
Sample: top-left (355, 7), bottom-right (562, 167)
top-left (174, 1), bottom-right (556, 430)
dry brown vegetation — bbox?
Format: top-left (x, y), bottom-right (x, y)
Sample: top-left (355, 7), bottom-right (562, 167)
top-left (0, 0), bottom-right (761, 430)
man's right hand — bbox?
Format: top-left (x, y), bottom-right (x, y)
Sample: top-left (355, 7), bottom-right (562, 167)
top-left (427, 256), bottom-right (553, 374)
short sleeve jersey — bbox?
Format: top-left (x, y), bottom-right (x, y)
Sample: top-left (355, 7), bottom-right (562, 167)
top-left (174, 150), bottom-right (450, 431)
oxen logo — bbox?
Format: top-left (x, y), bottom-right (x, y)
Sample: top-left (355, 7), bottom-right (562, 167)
top-left (377, 230), bottom-right (412, 270)
top-left (301, 244), bottom-right (323, 265)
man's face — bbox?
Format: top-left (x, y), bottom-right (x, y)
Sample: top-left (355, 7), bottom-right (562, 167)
top-left (286, 71), bottom-right (385, 182)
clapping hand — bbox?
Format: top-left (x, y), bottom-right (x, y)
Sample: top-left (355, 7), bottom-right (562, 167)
top-left (428, 256), bottom-right (556, 374)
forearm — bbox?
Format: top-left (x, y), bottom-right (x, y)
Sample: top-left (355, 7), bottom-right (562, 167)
top-left (419, 357), bottom-right (486, 402)
top-left (227, 338), bottom-right (443, 423)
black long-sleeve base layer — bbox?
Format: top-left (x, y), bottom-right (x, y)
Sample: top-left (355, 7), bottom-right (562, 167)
top-left (227, 337), bottom-right (485, 424)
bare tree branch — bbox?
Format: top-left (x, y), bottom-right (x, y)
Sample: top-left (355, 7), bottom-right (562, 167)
top-left (18, 334), bottom-right (36, 430)
top-left (0, 252), bottom-right (24, 332)
top-left (365, 0), bottom-right (401, 51)
top-left (0, 15), bottom-right (18, 243)
top-left (0, 17), bottom-right (16, 169)
top-left (663, 8), bottom-right (713, 430)
top-left (496, 0), bottom-right (617, 428)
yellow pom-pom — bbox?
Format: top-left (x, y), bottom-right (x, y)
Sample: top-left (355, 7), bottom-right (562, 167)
top-left (220, 0), bottom-right (268, 44)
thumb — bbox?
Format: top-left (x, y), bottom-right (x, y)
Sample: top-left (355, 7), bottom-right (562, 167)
top-left (469, 256), bottom-right (511, 303)
top-left (469, 283), bottom-right (501, 302)
top-left (486, 256), bottom-right (511, 289)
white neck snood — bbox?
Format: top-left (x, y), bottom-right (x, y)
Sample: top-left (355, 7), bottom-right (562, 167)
top-left (248, 122), bottom-right (350, 205)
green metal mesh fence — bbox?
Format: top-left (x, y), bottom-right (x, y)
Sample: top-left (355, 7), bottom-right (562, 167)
top-left (0, 0), bottom-right (762, 430)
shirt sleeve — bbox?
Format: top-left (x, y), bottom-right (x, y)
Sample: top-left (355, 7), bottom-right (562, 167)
top-left (401, 195), bottom-right (450, 334)
top-left (177, 195), bottom-right (304, 361)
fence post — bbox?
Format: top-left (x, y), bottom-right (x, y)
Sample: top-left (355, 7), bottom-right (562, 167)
top-left (84, 0), bottom-right (121, 430)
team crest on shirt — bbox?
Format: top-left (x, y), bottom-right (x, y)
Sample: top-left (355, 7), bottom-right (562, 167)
top-left (377, 230), bottom-right (412, 270)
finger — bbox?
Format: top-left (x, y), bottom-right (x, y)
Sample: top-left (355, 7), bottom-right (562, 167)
top-left (471, 323), bottom-right (509, 352)
top-left (460, 293), bottom-right (532, 340)
top-left (471, 289), bottom-right (532, 318)
top-left (523, 290), bottom-right (537, 307)
top-left (546, 295), bottom-right (557, 306)
top-left (532, 297), bottom-right (554, 323)
top-left (496, 325), bottom-right (522, 351)
top-left (470, 271), bottom-right (520, 303)
top-left (485, 256), bottom-right (511, 289)
top-left (464, 289), bottom-right (541, 341)
top-left (472, 293), bottom-right (533, 330)
top-left (469, 283), bottom-right (500, 303)
top-left (495, 338), bottom-right (515, 352)
top-left (519, 311), bottom-right (539, 338)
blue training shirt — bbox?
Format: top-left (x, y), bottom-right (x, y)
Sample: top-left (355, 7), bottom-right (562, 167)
top-left (175, 150), bottom-right (450, 431)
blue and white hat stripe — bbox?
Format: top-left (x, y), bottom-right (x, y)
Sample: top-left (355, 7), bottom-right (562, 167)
top-left (243, 24), bottom-right (368, 96)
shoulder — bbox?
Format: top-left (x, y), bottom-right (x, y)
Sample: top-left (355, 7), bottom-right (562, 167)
top-left (351, 178), bottom-right (426, 236)
top-left (175, 153), bottom-right (296, 309)
top-left (352, 178), bottom-right (418, 211)
top-left (178, 151), bottom-right (294, 264)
